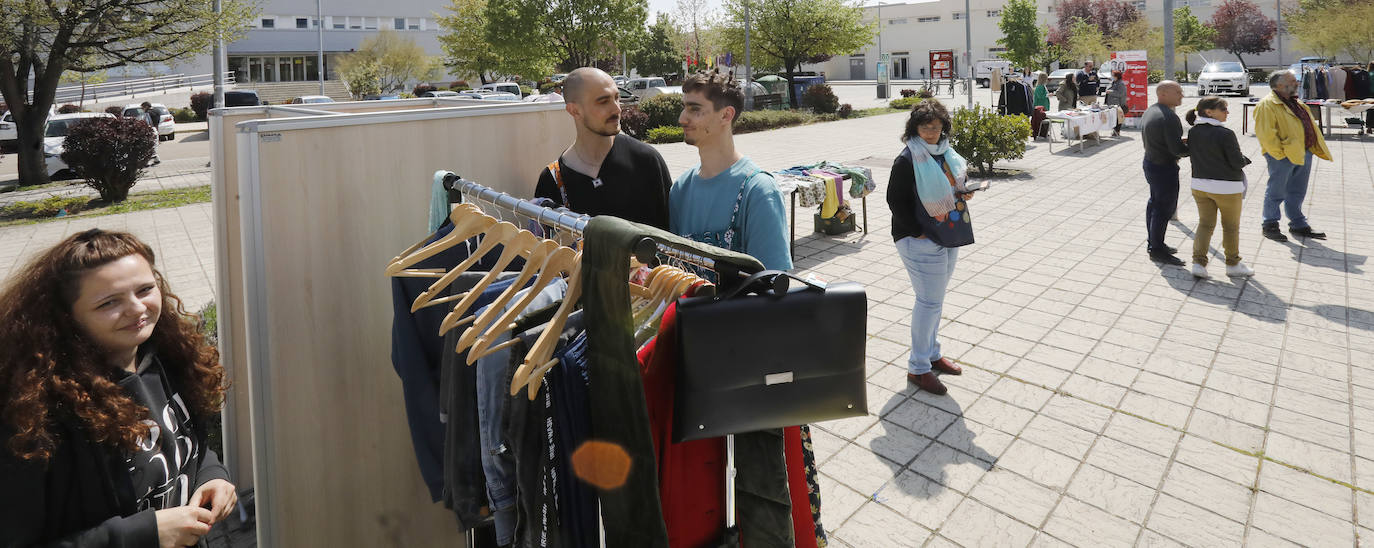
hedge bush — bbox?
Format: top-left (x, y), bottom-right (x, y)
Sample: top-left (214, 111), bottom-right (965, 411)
top-left (58, 104), bottom-right (82, 114)
top-left (645, 126), bottom-right (683, 143)
top-left (620, 106), bottom-right (650, 139)
top-left (1147, 69), bottom-right (1163, 84)
top-left (104, 106), bottom-right (124, 116)
top-left (639, 93), bottom-right (684, 129)
top-left (538, 81), bottom-right (558, 94)
top-left (734, 110), bottom-right (812, 133)
top-left (899, 89), bottom-right (917, 98)
top-left (917, 87), bottom-right (935, 98)
top-left (0, 195), bottom-right (90, 218)
top-left (172, 107), bottom-right (197, 123)
top-left (519, 85), bottom-right (534, 97)
top-left (889, 96), bottom-right (930, 109)
top-left (413, 83), bottom-right (437, 97)
top-left (802, 84), bottom-right (839, 114)
top-left (190, 92), bottom-right (212, 120)
top-left (59, 116), bottom-right (157, 202)
top-left (950, 104), bottom-right (1031, 176)
top-left (838, 104), bottom-right (854, 119)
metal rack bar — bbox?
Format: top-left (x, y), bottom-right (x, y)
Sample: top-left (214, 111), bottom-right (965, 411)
top-left (442, 172), bottom-right (735, 275)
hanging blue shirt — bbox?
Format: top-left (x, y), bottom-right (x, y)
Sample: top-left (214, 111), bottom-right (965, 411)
top-left (670, 156), bottom-right (793, 271)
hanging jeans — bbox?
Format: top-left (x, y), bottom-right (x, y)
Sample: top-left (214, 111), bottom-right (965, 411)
top-left (1262, 151), bottom-right (1313, 230)
top-left (1143, 159), bottom-right (1180, 253)
top-left (895, 236), bottom-right (958, 375)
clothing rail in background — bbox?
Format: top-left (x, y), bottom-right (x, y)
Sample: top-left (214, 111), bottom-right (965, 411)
top-left (441, 171), bottom-right (743, 280)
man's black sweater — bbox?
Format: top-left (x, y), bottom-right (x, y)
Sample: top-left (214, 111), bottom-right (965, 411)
top-left (534, 133), bottom-right (672, 230)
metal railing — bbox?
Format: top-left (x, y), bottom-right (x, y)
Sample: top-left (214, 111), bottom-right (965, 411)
top-left (53, 72), bottom-right (236, 104)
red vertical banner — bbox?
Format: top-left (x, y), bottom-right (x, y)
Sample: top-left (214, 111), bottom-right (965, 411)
top-left (1110, 50), bottom-right (1148, 118)
top-left (929, 50), bottom-right (953, 80)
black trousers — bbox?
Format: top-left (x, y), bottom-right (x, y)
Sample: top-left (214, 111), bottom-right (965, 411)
top-left (1143, 159), bottom-right (1179, 253)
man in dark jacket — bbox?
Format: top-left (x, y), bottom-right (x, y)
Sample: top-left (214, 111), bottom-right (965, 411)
top-left (1139, 81), bottom-right (1189, 265)
top-left (1076, 61), bottom-right (1100, 105)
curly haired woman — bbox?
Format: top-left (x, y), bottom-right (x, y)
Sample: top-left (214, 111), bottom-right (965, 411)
top-left (0, 229), bottom-right (236, 547)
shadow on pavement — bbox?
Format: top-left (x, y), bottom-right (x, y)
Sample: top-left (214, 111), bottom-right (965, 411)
top-left (178, 130), bottom-right (210, 143)
top-left (1284, 238), bottom-right (1366, 275)
top-left (870, 389), bottom-right (994, 501)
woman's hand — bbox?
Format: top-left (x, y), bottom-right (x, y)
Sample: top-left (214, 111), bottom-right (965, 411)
top-left (190, 479), bottom-right (238, 524)
top-left (155, 506), bottom-right (213, 548)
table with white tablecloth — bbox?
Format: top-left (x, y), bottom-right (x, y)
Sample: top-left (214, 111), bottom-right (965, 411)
top-left (1045, 106), bottom-right (1121, 152)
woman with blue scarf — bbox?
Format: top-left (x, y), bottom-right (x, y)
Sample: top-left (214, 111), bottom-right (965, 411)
top-left (885, 100), bottom-right (976, 395)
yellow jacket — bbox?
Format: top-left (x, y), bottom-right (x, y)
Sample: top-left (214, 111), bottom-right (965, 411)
top-left (1253, 92), bottom-right (1331, 165)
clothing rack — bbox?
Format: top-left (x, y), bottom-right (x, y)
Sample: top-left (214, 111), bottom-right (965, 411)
top-left (440, 171), bottom-right (748, 284)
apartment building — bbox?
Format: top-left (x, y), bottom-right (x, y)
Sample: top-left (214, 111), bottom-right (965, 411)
top-left (172, 0), bottom-right (449, 83)
top-left (807, 0), bottom-right (1304, 81)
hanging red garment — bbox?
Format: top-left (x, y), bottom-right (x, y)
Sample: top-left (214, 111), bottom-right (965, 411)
top-left (638, 291), bottom-right (820, 547)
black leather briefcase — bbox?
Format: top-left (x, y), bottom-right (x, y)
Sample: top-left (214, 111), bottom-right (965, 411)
top-left (673, 271), bottom-right (868, 442)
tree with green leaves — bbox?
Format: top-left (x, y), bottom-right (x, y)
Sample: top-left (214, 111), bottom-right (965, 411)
top-left (1064, 18), bottom-right (1110, 65)
top-left (718, 0), bottom-right (875, 108)
top-left (0, 0), bottom-right (254, 185)
top-left (437, 0), bottom-right (503, 84)
top-left (59, 68), bottom-right (108, 108)
top-left (1286, 0), bottom-right (1374, 63)
top-left (634, 15), bottom-right (686, 77)
top-left (997, 0), bottom-right (1045, 71)
top-left (1172, 7), bottom-right (1215, 75)
top-left (337, 30), bottom-right (442, 95)
top-left (484, 0), bottom-right (647, 75)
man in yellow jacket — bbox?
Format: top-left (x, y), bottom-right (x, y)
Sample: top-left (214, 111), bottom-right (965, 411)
top-left (1254, 70), bottom-right (1332, 242)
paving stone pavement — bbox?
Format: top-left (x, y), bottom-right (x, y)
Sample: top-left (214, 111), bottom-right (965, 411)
top-left (1, 94), bottom-right (1372, 547)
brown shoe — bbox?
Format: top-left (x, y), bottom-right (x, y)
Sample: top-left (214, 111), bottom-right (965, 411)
top-left (931, 357), bottom-right (962, 375)
top-left (907, 372), bottom-right (948, 395)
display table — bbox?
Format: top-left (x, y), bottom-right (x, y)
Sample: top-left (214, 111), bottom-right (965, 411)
top-left (776, 173), bottom-right (869, 258)
top-left (1046, 106), bottom-right (1120, 152)
top-left (1239, 100), bottom-right (1374, 136)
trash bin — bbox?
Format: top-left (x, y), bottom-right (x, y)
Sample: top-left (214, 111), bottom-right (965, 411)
top-left (791, 76), bottom-right (826, 101)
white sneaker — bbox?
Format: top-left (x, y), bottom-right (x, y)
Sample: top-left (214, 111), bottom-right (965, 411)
top-left (1191, 263), bottom-right (1210, 279)
top-left (1226, 262), bottom-right (1255, 277)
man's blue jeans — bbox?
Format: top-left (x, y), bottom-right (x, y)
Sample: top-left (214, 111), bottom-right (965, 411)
top-left (896, 236), bottom-right (958, 375)
top-left (1262, 151), bottom-right (1313, 229)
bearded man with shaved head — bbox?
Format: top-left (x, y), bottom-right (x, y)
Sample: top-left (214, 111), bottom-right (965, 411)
top-left (534, 67), bottom-right (672, 229)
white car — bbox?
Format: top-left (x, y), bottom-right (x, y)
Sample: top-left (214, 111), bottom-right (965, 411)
top-left (626, 77), bottom-right (668, 99)
top-left (42, 112), bottom-right (116, 178)
top-left (456, 90), bottom-right (521, 102)
top-left (121, 103), bottom-right (175, 141)
top-left (974, 59), bottom-right (1013, 87)
top-left (1197, 61), bottom-right (1250, 96)
top-left (478, 82), bottom-right (523, 98)
top-left (420, 90), bottom-right (460, 98)
top-left (0, 111), bottom-right (16, 148)
top-left (641, 86), bottom-right (683, 102)
top-left (288, 95), bottom-right (336, 104)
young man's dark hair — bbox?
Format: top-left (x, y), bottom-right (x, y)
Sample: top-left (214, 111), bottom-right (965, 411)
top-left (682, 70), bottom-right (744, 123)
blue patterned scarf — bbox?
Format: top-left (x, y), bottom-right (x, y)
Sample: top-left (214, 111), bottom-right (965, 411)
top-left (905, 137), bottom-right (969, 221)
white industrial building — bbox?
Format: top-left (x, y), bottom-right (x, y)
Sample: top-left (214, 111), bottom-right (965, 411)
top-left (805, 0), bottom-right (1310, 81)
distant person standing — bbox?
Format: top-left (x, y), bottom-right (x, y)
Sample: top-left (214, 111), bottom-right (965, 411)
top-left (1254, 70), bottom-right (1332, 241)
top-left (1055, 73), bottom-right (1078, 111)
top-left (1033, 72), bottom-right (1051, 110)
top-left (1185, 96), bottom-right (1254, 278)
top-left (1139, 81), bottom-right (1189, 265)
top-left (1105, 70), bottom-right (1127, 136)
top-left (1076, 61), bottom-right (1100, 105)
top-left (140, 102), bottom-right (161, 166)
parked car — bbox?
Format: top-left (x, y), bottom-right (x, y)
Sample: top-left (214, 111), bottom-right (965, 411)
top-left (973, 59), bottom-right (1013, 87)
top-left (626, 77), bottom-right (668, 99)
top-left (618, 87), bottom-right (638, 104)
top-left (420, 90), bottom-right (460, 98)
top-left (613, 75), bottom-right (629, 87)
top-left (42, 112), bottom-right (116, 178)
top-left (1097, 67), bottom-right (1114, 95)
top-left (361, 94), bottom-right (402, 101)
top-left (121, 103), bottom-right (175, 141)
top-left (288, 95), bottom-right (336, 104)
top-left (479, 82), bottom-right (523, 98)
top-left (1197, 61), bottom-right (1250, 96)
top-left (0, 111), bottom-right (16, 149)
top-left (456, 90), bottom-right (521, 102)
top-left (1045, 69), bottom-right (1078, 93)
top-left (550, 73), bottom-right (569, 83)
top-left (641, 86), bottom-right (683, 102)
top-left (224, 90), bottom-right (262, 107)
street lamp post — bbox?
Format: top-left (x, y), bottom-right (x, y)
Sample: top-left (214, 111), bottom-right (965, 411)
top-left (964, 0), bottom-right (972, 108)
top-left (1276, 0), bottom-right (1283, 65)
top-left (1163, 0), bottom-right (1175, 81)
top-left (745, 1), bottom-right (753, 110)
top-left (317, 0), bottom-right (325, 95)
top-left (212, 0), bottom-right (224, 108)
top-left (876, 1), bottom-right (888, 99)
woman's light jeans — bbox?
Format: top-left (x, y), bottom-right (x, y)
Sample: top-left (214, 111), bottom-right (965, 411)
top-left (895, 236), bottom-right (958, 375)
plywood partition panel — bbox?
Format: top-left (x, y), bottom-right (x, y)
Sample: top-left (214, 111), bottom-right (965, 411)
top-left (232, 103), bottom-right (574, 547)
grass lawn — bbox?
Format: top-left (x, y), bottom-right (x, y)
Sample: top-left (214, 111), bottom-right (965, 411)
top-left (0, 185), bottom-right (211, 227)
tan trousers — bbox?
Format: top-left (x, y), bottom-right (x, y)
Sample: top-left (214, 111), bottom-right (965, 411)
top-left (1192, 189), bottom-right (1243, 266)
top-left (1080, 95), bottom-right (1098, 106)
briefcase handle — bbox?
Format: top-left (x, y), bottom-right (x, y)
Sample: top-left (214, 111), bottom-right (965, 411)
top-left (714, 270), bottom-right (825, 302)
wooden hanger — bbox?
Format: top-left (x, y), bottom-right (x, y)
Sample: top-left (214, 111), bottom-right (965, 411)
top-left (385, 204), bottom-right (494, 277)
top-left (453, 238), bottom-right (560, 354)
top-left (464, 246), bottom-right (581, 364)
top-left (436, 228), bottom-right (540, 336)
top-left (510, 261), bottom-right (583, 398)
top-left (409, 221), bottom-right (520, 312)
